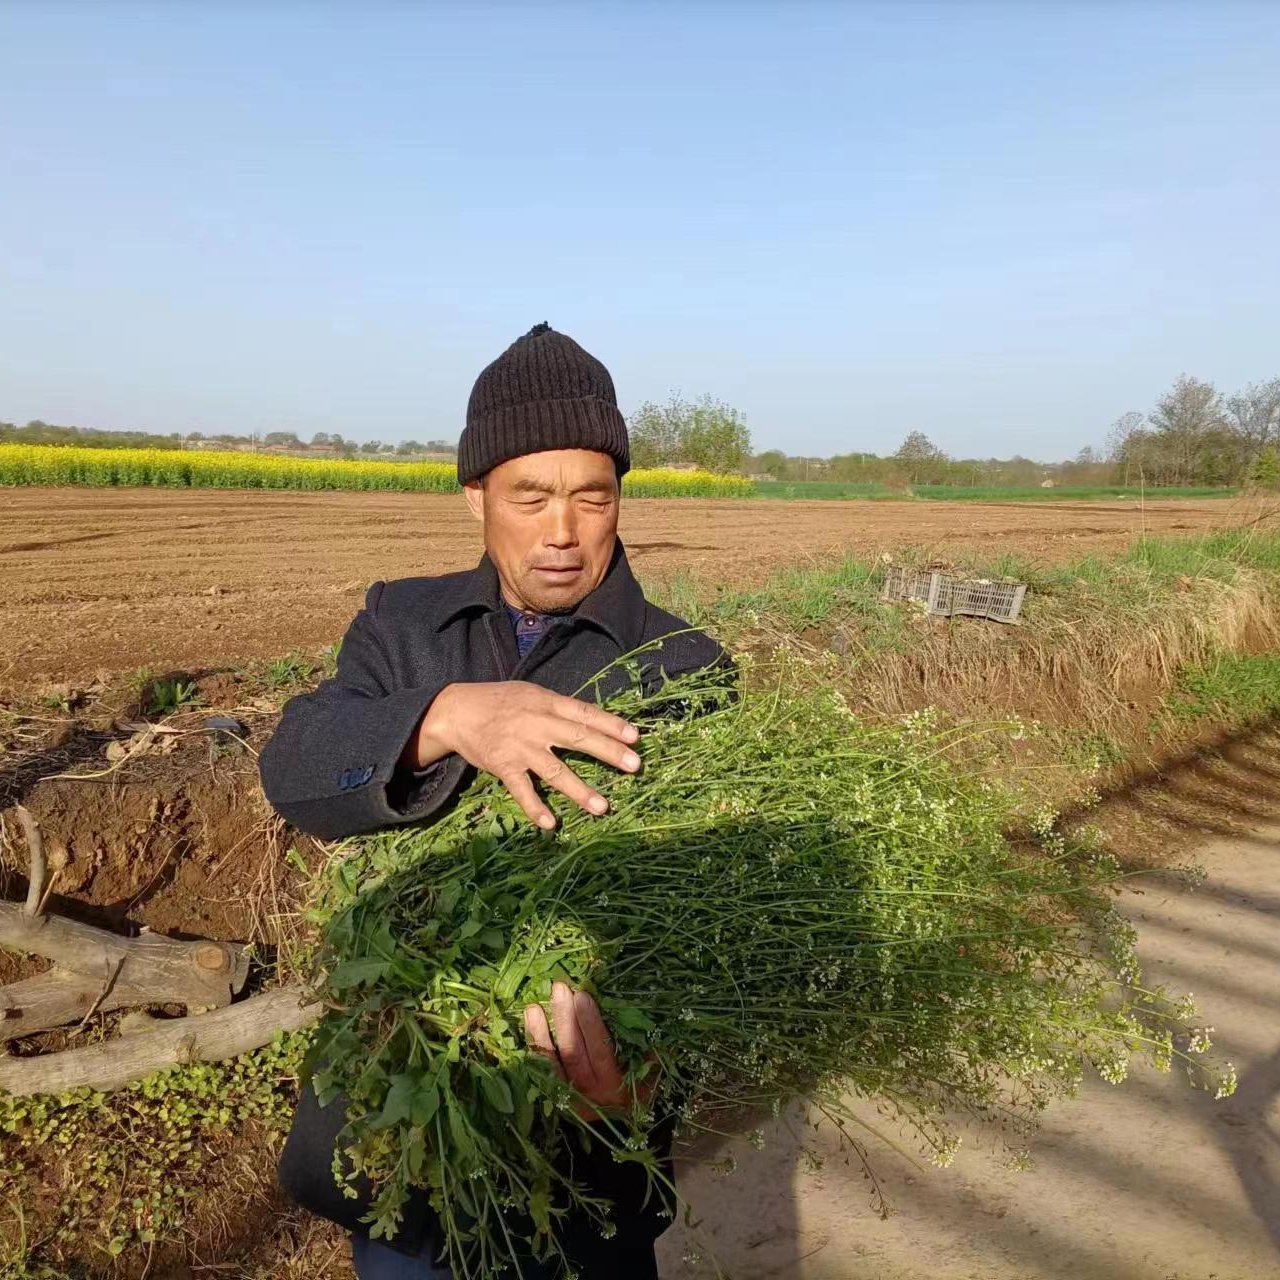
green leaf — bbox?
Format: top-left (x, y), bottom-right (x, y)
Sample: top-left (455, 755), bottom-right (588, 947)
top-left (609, 1006), bottom-right (656, 1032)
top-left (469, 836), bottom-right (493, 873)
top-left (446, 1099), bottom-right (476, 1167)
top-left (479, 1072), bottom-right (513, 1114)
top-left (477, 927), bottom-right (506, 952)
top-left (410, 1081), bottom-right (440, 1127)
top-left (528, 949), bottom-right (568, 977)
top-left (414, 919), bottom-right (441, 944)
top-left (370, 916), bottom-right (396, 957)
top-left (370, 1073), bottom-right (415, 1130)
top-left (514, 1090), bottom-right (534, 1136)
top-left (456, 918), bottom-right (482, 940)
top-left (406, 1126), bottom-right (426, 1179)
top-left (612, 1023), bottom-right (651, 1050)
top-left (529, 1178), bottom-right (552, 1236)
top-left (494, 960), bottom-right (530, 1004)
top-left (330, 957), bottom-right (390, 989)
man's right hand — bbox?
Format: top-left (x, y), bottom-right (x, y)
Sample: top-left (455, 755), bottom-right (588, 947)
top-left (401, 681), bottom-right (641, 829)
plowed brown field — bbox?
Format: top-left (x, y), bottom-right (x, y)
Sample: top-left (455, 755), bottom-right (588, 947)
top-left (0, 487), bottom-right (1257, 688)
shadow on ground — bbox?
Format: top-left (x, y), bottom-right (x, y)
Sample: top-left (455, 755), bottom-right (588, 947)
top-left (656, 722), bottom-right (1280, 1279)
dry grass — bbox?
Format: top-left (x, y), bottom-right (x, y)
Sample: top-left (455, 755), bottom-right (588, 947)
top-left (188, 1207), bottom-right (352, 1280)
top-left (847, 567), bottom-right (1278, 727)
top-left (647, 528), bottom-right (1280, 819)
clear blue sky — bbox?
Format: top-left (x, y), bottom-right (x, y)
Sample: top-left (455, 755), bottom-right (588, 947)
top-left (2, 2), bottom-right (1277, 460)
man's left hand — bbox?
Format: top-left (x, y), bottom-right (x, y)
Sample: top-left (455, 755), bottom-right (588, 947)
top-left (523, 981), bottom-right (653, 1118)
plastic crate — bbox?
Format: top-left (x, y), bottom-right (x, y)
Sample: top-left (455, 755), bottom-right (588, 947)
top-left (880, 566), bottom-right (1026, 624)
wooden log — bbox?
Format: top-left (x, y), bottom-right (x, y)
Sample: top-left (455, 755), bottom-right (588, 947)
top-left (0, 969), bottom-right (125, 1042)
top-left (0, 986), bottom-right (323, 1095)
top-left (0, 902), bottom-right (249, 1037)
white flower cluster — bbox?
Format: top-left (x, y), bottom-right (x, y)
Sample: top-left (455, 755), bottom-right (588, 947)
top-left (930, 1136), bottom-right (961, 1168)
top-left (900, 705), bottom-right (940, 737)
top-left (1029, 806), bottom-right (1058, 839)
top-left (1187, 1027), bottom-right (1214, 1054)
top-left (1008, 716), bottom-right (1043, 743)
top-left (1213, 1063), bottom-right (1237, 1100)
top-left (1096, 1053), bottom-right (1130, 1085)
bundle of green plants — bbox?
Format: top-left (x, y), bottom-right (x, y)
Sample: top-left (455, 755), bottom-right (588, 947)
top-left (308, 652), bottom-right (1229, 1278)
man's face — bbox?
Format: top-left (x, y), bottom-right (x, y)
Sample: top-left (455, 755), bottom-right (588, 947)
top-left (464, 448), bottom-right (621, 613)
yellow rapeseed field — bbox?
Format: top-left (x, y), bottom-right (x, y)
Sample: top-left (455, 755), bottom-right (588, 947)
top-left (0, 444), bottom-right (755, 498)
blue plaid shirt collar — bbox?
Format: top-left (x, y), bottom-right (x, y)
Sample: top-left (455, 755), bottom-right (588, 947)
top-left (503, 602), bottom-right (560, 658)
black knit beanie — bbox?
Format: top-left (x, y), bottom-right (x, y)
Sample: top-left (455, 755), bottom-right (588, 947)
top-left (458, 323), bottom-right (630, 485)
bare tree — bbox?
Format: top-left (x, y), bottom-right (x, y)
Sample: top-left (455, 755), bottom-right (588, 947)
top-left (1106, 412), bottom-right (1152, 486)
top-left (1225, 378), bottom-right (1280, 458)
top-left (1147, 375), bottom-right (1224, 484)
top-left (1106, 411), bottom-right (1145, 462)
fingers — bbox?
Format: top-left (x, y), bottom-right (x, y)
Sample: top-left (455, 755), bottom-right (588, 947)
top-left (571, 990), bottom-right (625, 1097)
top-left (527, 984), bottom-right (634, 1116)
top-left (550, 980), bottom-right (598, 1094)
top-left (498, 770), bottom-right (556, 831)
top-left (548, 723), bottom-right (642, 775)
top-left (483, 689), bottom-right (643, 830)
top-left (532, 752), bottom-right (608, 816)
top-left (522, 1003), bottom-right (566, 1080)
top-left (498, 757), bottom-right (609, 828)
top-left (552, 693), bottom-right (639, 747)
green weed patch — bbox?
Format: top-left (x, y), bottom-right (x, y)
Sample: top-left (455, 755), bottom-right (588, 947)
top-left (0, 1034), bottom-right (307, 1269)
top-left (310, 656), bottom-right (1229, 1275)
top-left (1163, 653), bottom-right (1280, 724)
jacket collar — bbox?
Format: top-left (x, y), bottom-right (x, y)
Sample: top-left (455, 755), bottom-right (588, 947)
top-left (436, 538), bottom-right (646, 653)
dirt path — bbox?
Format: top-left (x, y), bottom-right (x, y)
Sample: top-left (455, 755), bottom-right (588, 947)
top-left (0, 488), bottom-right (1262, 688)
top-left (658, 800), bottom-right (1280, 1277)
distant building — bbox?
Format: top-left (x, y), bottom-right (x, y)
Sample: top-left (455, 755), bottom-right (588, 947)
top-left (1040, 478), bottom-right (1056, 488)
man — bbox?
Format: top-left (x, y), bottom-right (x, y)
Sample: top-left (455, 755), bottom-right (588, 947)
top-left (260, 323), bottom-right (725, 1277)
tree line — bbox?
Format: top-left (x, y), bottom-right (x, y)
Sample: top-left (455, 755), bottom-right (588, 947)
top-left (0, 421), bottom-right (457, 458)
top-left (1107, 375), bottom-right (1279, 487)
top-left (748, 372), bottom-right (1279, 489)
top-left (7, 370), bottom-right (1278, 487)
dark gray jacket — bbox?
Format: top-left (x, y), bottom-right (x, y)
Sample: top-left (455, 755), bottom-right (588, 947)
top-left (259, 539), bottom-right (723, 841)
top-left (259, 539), bottom-right (723, 1263)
